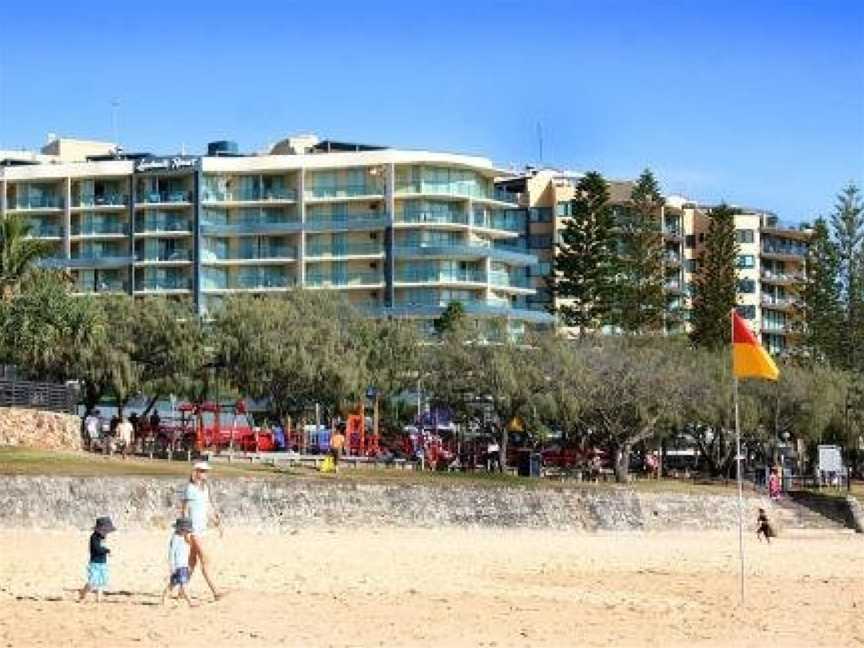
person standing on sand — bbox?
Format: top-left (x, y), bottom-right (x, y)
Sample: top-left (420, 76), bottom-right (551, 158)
top-left (78, 516), bottom-right (116, 603)
top-left (116, 415), bottom-right (134, 459)
top-left (180, 461), bottom-right (224, 601)
top-left (162, 517), bottom-right (197, 607)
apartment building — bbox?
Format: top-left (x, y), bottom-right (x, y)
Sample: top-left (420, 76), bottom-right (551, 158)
top-left (0, 135), bottom-right (551, 335)
top-left (496, 168), bottom-right (686, 335)
top-left (495, 170), bottom-right (808, 349)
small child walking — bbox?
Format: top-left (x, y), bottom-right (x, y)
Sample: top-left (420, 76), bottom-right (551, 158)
top-left (162, 517), bottom-right (196, 607)
top-left (756, 507), bottom-right (775, 543)
top-left (78, 516), bottom-right (116, 602)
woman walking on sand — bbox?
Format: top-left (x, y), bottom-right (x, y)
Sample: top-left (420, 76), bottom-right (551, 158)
top-left (180, 461), bottom-right (225, 601)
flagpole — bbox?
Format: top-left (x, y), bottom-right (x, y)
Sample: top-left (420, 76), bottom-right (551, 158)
top-left (732, 310), bottom-right (745, 603)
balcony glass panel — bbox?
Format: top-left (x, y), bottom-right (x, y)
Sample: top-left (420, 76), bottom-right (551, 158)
top-left (761, 239), bottom-right (808, 257)
top-left (136, 214), bottom-right (192, 233)
top-left (395, 268), bottom-right (486, 284)
top-left (73, 193), bottom-right (129, 207)
top-left (72, 217), bottom-right (128, 236)
top-left (305, 272), bottom-right (383, 287)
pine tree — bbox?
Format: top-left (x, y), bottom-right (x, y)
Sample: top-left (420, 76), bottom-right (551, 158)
top-left (831, 182), bottom-right (864, 370)
top-left (796, 218), bottom-right (842, 363)
top-left (549, 171), bottom-right (617, 337)
top-left (689, 205), bottom-right (740, 349)
top-left (613, 169), bottom-right (666, 335)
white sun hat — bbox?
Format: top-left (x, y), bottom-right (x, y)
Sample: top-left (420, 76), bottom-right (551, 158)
top-left (193, 461), bottom-right (211, 471)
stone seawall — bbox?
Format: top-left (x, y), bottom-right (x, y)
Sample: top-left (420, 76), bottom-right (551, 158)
top-left (0, 476), bottom-right (769, 533)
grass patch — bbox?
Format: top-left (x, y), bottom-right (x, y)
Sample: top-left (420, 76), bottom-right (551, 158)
top-left (0, 446), bottom-right (747, 496)
top-left (0, 447), bottom-right (283, 478)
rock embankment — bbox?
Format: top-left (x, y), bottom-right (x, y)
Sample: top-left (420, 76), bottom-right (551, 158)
top-left (0, 475), bottom-right (771, 533)
top-left (0, 408), bottom-right (81, 451)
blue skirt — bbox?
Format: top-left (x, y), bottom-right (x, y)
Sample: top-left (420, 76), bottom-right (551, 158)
top-left (87, 562), bottom-right (109, 589)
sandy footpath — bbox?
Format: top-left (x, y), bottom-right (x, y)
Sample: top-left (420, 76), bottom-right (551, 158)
top-left (0, 526), bottom-right (861, 647)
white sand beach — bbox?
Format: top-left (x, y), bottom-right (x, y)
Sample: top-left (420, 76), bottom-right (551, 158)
top-left (0, 526), bottom-right (861, 647)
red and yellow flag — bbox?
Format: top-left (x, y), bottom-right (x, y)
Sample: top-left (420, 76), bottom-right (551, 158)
top-left (732, 310), bottom-right (779, 381)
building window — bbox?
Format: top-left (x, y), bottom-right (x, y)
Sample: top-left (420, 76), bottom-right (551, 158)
top-left (738, 278), bottom-right (756, 294)
top-left (736, 229), bottom-right (754, 243)
top-left (684, 259), bottom-right (698, 272)
top-left (736, 305), bottom-right (756, 320)
top-left (737, 255), bottom-right (755, 268)
top-left (685, 234), bottom-right (696, 249)
top-left (555, 201), bottom-right (573, 217)
top-left (529, 235), bottom-right (554, 248)
top-left (529, 207), bottom-right (553, 222)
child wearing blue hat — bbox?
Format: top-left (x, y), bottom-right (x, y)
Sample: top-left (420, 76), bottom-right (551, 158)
top-left (162, 517), bottom-right (196, 607)
top-left (78, 516), bottom-right (116, 603)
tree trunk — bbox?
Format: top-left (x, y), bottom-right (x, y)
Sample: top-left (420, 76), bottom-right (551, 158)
top-left (141, 394), bottom-right (160, 418)
top-left (614, 443), bottom-right (631, 483)
top-left (499, 426), bottom-right (508, 473)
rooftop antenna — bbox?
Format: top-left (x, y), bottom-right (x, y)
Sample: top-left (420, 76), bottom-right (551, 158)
top-left (111, 99), bottom-right (120, 149)
top-left (537, 122), bottom-right (543, 166)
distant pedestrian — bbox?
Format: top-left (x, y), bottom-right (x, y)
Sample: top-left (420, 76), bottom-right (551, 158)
top-left (84, 411), bottom-right (100, 451)
top-left (330, 427), bottom-right (346, 471)
top-left (162, 517), bottom-right (196, 607)
top-left (78, 516), bottom-right (116, 603)
top-left (180, 462), bottom-right (224, 601)
top-left (768, 467), bottom-right (781, 500)
top-left (487, 437), bottom-right (502, 473)
top-left (116, 415), bottom-right (134, 459)
top-left (756, 508), bottom-right (775, 543)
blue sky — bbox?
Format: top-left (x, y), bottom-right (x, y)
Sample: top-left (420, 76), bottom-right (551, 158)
top-left (0, 0), bottom-right (861, 223)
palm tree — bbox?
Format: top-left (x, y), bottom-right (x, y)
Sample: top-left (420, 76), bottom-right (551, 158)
top-left (0, 214), bottom-right (56, 298)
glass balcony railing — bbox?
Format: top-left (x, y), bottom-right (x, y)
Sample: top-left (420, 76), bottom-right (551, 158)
top-left (472, 213), bottom-right (525, 233)
top-left (762, 296), bottom-right (796, 308)
top-left (72, 194), bottom-right (129, 207)
top-left (137, 277), bottom-right (193, 291)
top-left (396, 211), bottom-right (470, 226)
top-left (136, 190), bottom-right (193, 204)
top-left (135, 249), bottom-right (193, 262)
top-left (488, 271), bottom-right (531, 288)
top-left (396, 182), bottom-right (493, 201)
top-left (395, 269), bottom-right (486, 284)
top-left (202, 188), bottom-right (296, 202)
top-left (135, 217), bottom-right (192, 233)
top-left (305, 272), bottom-right (384, 287)
top-left (202, 246), bottom-right (296, 261)
top-left (664, 252), bottom-right (682, 264)
top-left (761, 321), bottom-right (788, 333)
top-left (72, 221), bottom-right (129, 236)
top-left (306, 243), bottom-right (384, 257)
top-left (200, 216), bottom-right (301, 234)
top-left (305, 185), bottom-right (383, 199)
top-left (761, 241), bottom-right (808, 257)
top-left (493, 189), bottom-right (521, 204)
top-left (761, 270), bottom-right (805, 283)
top-left (204, 274), bottom-right (295, 290)
top-left (27, 223), bottom-right (63, 237)
top-left (8, 196), bottom-right (63, 210)
top-left (304, 213), bottom-right (388, 228)
top-left (74, 279), bottom-right (129, 294)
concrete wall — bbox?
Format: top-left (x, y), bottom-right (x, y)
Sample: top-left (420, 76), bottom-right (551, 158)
top-left (0, 475), bottom-right (770, 533)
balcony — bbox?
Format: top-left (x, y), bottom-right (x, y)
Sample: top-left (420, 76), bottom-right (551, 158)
top-left (761, 240), bottom-right (808, 258)
top-left (761, 270), bottom-right (805, 284)
top-left (72, 194), bottom-right (129, 208)
top-left (394, 242), bottom-right (537, 266)
top-left (27, 223), bottom-right (64, 238)
top-left (488, 271), bottom-right (531, 289)
top-left (396, 211), bottom-right (470, 226)
top-left (204, 274), bottom-right (295, 291)
top-left (201, 216), bottom-right (302, 236)
top-left (472, 213), bottom-right (525, 233)
top-left (67, 254), bottom-right (135, 269)
top-left (135, 249), bottom-right (193, 263)
top-left (136, 277), bottom-right (192, 291)
top-left (761, 321), bottom-right (788, 334)
top-left (305, 185), bottom-right (383, 199)
top-left (72, 221), bottom-right (129, 236)
top-left (74, 279), bottom-right (129, 294)
top-left (382, 298), bottom-right (555, 324)
top-left (8, 196), bottom-right (63, 210)
top-left (201, 246), bottom-right (296, 262)
top-left (305, 272), bottom-right (384, 288)
top-left (135, 217), bottom-right (193, 234)
top-left (305, 242), bottom-right (384, 258)
top-left (664, 252), bottom-right (682, 265)
top-left (761, 296), bottom-right (797, 310)
top-left (395, 269), bottom-right (486, 285)
top-left (136, 191), bottom-right (192, 205)
top-left (304, 213), bottom-right (388, 232)
top-left (202, 188), bottom-right (296, 203)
